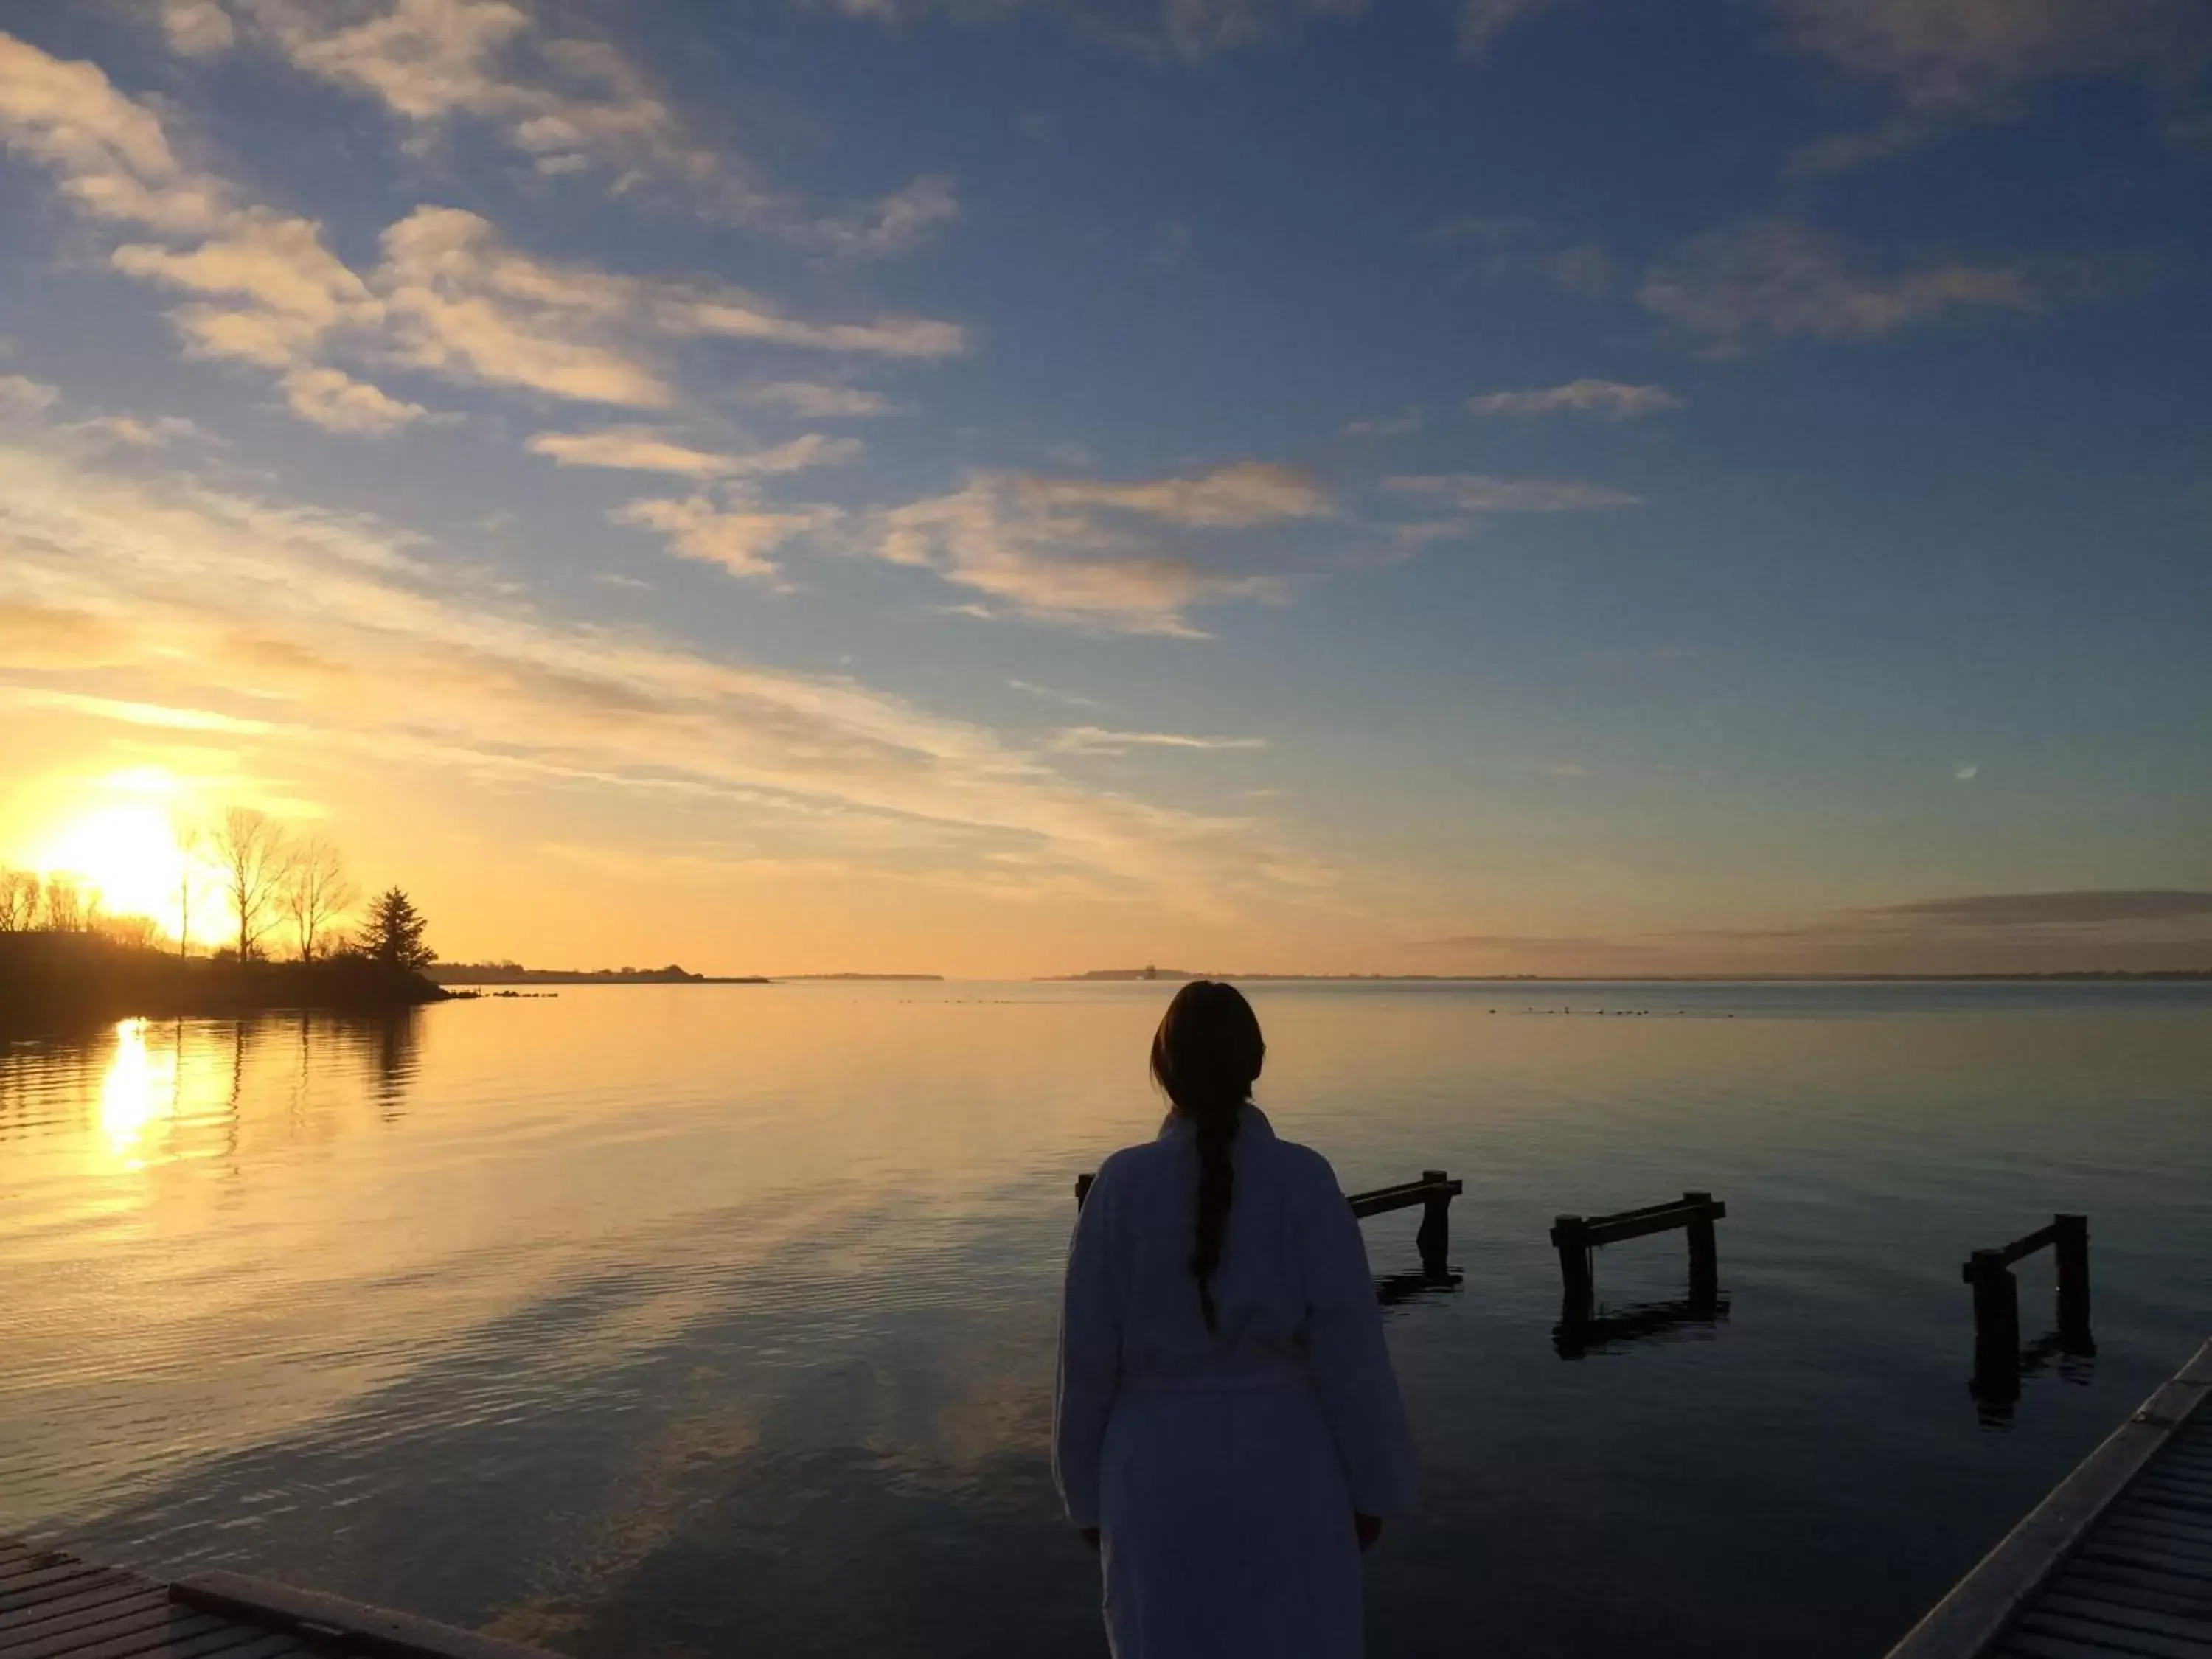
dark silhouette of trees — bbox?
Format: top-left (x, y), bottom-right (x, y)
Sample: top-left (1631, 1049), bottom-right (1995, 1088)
top-left (283, 835), bottom-right (356, 963)
top-left (361, 887), bottom-right (435, 972)
top-left (0, 868), bottom-right (40, 931)
top-left (209, 807), bottom-right (288, 961)
top-left (41, 873), bottom-right (91, 932)
top-left (0, 869), bottom-right (115, 933)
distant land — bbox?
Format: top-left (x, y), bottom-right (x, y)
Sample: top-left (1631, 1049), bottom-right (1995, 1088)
top-left (1044, 968), bottom-right (2212, 984)
top-left (778, 973), bottom-right (944, 981)
top-left (431, 961), bottom-right (768, 986)
top-left (429, 964), bottom-right (946, 985)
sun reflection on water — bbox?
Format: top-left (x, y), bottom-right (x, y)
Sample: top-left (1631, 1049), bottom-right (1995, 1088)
top-left (99, 1018), bottom-right (177, 1165)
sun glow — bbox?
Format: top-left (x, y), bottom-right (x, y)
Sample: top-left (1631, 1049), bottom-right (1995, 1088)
top-left (21, 770), bottom-right (216, 938)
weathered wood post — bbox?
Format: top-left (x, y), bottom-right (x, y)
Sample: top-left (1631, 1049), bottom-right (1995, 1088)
top-left (1966, 1248), bottom-right (2022, 1407)
top-left (1416, 1169), bottom-right (1450, 1276)
top-left (1551, 1214), bottom-right (1594, 1322)
top-left (1684, 1189), bottom-right (1719, 1304)
top-left (2053, 1212), bottom-right (2091, 1348)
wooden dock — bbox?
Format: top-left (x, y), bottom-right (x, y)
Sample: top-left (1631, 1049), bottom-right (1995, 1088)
top-left (1886, 1336), bottom-right (2212, 1658)
top-left (0, 1541), bottom-right (557, 1659)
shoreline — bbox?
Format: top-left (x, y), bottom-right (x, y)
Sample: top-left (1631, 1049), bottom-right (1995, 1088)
top-left (1, 934), bottom-right (446, 1039)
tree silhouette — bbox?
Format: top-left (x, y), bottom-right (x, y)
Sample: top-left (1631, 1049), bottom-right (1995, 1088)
top-left (210, 807), bottom-right (288, 961)
top-left (0, 868), bottom-right (39, 931)
top-left (361, 887), bottom-right (435, 972)
top-left (283, 835), bottom-right (357, 963)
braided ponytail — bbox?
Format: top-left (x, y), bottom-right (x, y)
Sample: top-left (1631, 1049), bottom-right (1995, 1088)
top-left (1150, 981), bottom-right (1266, 1334)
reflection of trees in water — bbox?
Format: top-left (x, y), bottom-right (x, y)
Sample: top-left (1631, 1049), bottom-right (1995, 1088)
top-left (341, 1010), bottom-right (422, 1121)
top-left (0, 1008), bottom-right (426, 1150)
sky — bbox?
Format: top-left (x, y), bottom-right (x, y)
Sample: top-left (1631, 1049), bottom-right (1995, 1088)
top-left (0, 0), bottom-right (2208, 977)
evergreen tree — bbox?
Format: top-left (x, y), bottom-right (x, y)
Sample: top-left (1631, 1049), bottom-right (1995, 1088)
top-left (361, 886), bottom-right (436, 971)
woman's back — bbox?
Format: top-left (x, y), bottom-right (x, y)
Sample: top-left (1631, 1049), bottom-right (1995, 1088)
top-left (1084, 1110), bottom-right (1398, 1398)
top-left (1057, 1107), bottom-right (1419, 1540)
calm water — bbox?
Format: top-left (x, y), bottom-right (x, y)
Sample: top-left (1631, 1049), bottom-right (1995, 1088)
top-left (3, 981), bottom-right (2210, 1657)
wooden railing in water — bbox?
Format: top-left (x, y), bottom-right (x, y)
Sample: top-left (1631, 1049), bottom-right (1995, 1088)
top-left (1074, 1168), bottom-right (1464, 1277)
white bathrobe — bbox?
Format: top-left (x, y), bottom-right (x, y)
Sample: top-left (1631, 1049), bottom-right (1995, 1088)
top-left (1054, 1105), bottom-right (1418, 1659)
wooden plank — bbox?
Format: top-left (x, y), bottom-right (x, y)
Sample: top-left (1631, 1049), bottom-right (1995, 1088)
top-left (1994, 1224), bottom-right (2065, 1270)
top-left (0, 1581), bottom-right (138, 1623)
top-left (2, 1603), bottom-right (215, 1659)
top-left (0, 1575), bottom-right (137, 1619)
top-left (39, 1613), bottom-right (232, 1659)
top-left (0, 1582), bottom-right (156, 1635)
top-left (2142, 1486), bottom-right (2212, 1512)
top-left (2111, 1500), bottom-right (2212, 1537)
top-left (2003, 1630), bottom-right (2149, 1658)
top-left (2037, 1593), bottom-right (2212, 1646)
top-left (2019, 1609), bottom-right (2211, 1659)
top-left (152, 1635), bottom-right (304, 1659)
top-left (1348, 1178), bottom-right (1462, 1220)
top-left (0, 1590), bottom-right (167, 1642)
top-left (2137, 1482), bottom-right (2212, 1513)
top-left (1883, 1337), bottom-right (2212, 1659)
top-left (0, 1566), bottom-right (131, 1607)
top-left (170, 1573), bottom-right (560, 1659)
top-left (2098, 1521), bottom-right (2212, 1563)
top-left (1582, 1200), bottom-right (1726, 1248)
top-left (2055, 1567), bottom-right (2212, 1624)
top-left (2079, 1544), bottom-right (2212, 1587)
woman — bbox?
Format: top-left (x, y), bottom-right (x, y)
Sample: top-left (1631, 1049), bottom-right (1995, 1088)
top-left (1054, 981), bottom-right (1417, 1658)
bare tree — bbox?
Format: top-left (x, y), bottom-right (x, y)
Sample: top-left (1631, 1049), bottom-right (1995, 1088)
top-left (209, 807), bottom-right (288, 961)
top-left (0, 867), bottom-right (38, 931)
top-left (40, 872), bottom-right (87, 932)
top-left (173, 813), bottom-right (204, 959)
top-left (282, 834), bottom-right (356, 962)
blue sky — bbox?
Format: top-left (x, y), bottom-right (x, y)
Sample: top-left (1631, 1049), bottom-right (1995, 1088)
top-left (0, 0), bottom-right (2208, 974)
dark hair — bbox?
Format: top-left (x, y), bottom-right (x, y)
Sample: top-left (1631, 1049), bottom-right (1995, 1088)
top-left (1150, 981), bottom-right (1266, 1333)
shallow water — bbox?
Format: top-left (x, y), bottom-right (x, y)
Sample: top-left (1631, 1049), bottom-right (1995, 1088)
top-left (2, 981), bottom-right (2209, 1657)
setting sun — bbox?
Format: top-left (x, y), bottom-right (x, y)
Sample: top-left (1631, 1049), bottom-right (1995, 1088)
top-left (23, 776), bottom-right (204, 936)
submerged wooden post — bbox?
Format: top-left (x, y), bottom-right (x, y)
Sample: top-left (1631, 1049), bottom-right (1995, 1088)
top-left (1966, 1248), bottom-right (2022, 1407)
top-left (1684, 1189), bottom-right (1719, 1304)
top-left (2053, 1212), bottom-right (2090, 1346)
top-left (1551, 1214), bottom-right (1594, 1321)
top-left (1416, 1169), bottom-right (1450, 1276)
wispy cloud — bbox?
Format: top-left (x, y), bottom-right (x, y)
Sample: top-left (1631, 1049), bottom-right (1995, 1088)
top-left (1411, 888), bottom-right (2212, 974)
top-left (0, 374), bottom-right (59, 416)
top-left (1425, 215), bottom-right (1615, 297)
top-left (1386, 474), bottom-right (1641, 512)
top-left (0, 434), bottom-right (1321, 910)
top-left (611, 495), bottom-right (838, 580)
top-left (1638, 221), bottom-right (2037, 350)
top-left (1857, 890), bottom-right (2212, 928)
top-left (1467, 380), bottom-right (1682, 420)
top-left (871, 475), bottom-right (1285, 636)
top-left (1006, 678), bottom-right (1104, 709)
top-left (207, 1), bottom-right (964, 251)
top-left (741, 381), bottom-right (897, 419)
top-left (1341, 408), bottom-right (1422, 439)
top-left (159, 1), bottom-right (236, 57)
top-left (1457, 0), bottom-right (1566, 58)
top-left (1761, 0), bottom-right (2212, 172)
top-left (528, 427), bottom-right (863, 479)
top-left (1019, 462), bottom-right (1330, 527)
top-left (0, 38), bottom-right (967, 434)
top-left (1046, 726), bottom-right (1269, 755)
top-left (279, 365), bottom-right (437, 434)
top-left (804, 174), bottom-right (962, 257)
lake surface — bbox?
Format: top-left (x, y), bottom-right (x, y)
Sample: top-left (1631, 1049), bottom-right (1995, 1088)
top-left (3, 981), bottom-right (2210, 1657)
